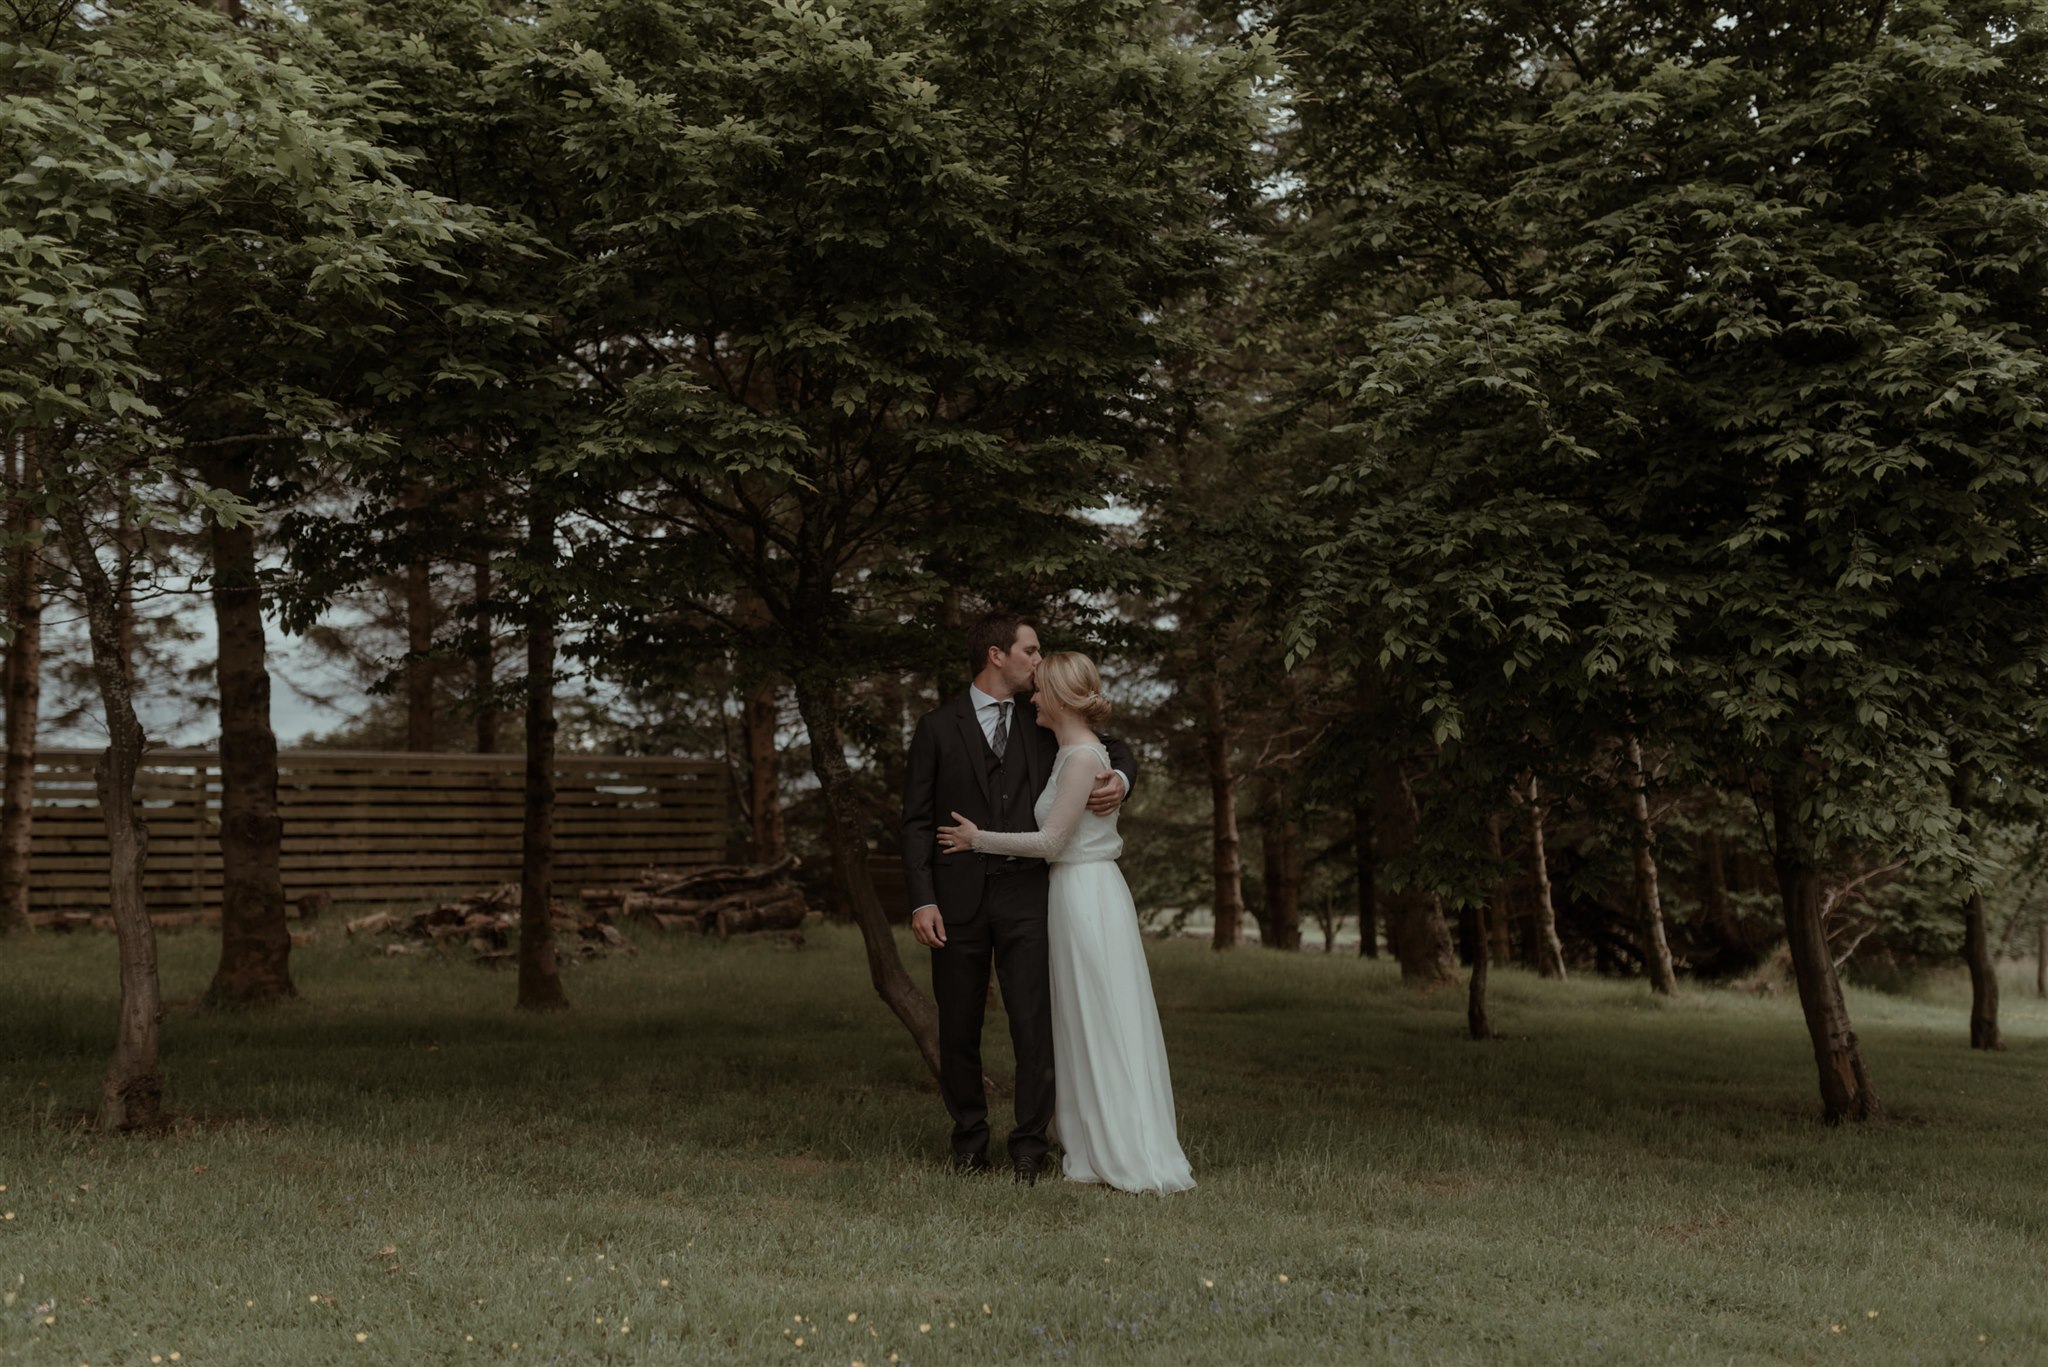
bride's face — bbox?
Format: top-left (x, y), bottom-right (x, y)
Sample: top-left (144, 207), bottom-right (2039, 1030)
top-left (1032, 692), bottom-right (1059, 729)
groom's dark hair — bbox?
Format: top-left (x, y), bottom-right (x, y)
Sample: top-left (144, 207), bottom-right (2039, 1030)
top-left (966, 613), bottom-right (1032, 676)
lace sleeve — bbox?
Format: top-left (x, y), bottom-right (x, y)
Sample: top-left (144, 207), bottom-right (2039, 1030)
top-left (972, 750), bottom-right (1102, 862)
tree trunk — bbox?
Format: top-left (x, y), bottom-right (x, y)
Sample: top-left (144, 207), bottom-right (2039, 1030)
top-left (472, 559), bottom-right (497, 753)
top-left (0, 439), bottom-right (42, 933)
top-left (1950, 769), bottom-right (2002, 1050)
top-left (2037, 921), bottom-right (2045, 1000)
top-left (1486, 812), bottom-right (1515, 969)
top-left (1256, 775), bottom-right (1302, 951)
top-left (1702, 831), bottom-right (1732, 929)
top-left (1525, 777), bottom-right (1567, 979)
top-left (1963, 888), bottom-right (2002, 1050)
top-left (1378, 766), bottom-right (1457, 984)
top-left (1202, 674), bottom-right (1245, 950)
top-left (1624, 733), bottom-right (1678, 994)
top-left (1460, 899), bottom-right (1494, 1041)
top-left (516, 496), bottom-right (567, 1012)
top-left (115, 470), bottom-right (135, 686)
top-left (742, 680), bottom-right (786, 863)
top-left (406, 548), bottom-right (435, 752)
top-left (202, 459), bottom-right (293, 1005)
top-left (55, 498), bottom-right (163, 1130)
top-left (1353, 792), bottom-right (1377, 958)
top-left (789, 667), bottom-right (941, 1078)
top-left (1768, 769), bottom-right (1880, 1123)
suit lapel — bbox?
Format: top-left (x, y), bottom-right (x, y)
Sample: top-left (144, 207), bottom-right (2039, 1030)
top-left (952, 693), bottom-right (995, 809)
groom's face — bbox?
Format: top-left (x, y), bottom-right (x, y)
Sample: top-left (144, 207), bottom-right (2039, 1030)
top-left (994, 625), bottom-right (1043, 696)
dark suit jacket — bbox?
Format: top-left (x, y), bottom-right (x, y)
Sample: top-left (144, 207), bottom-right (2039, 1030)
top-left (901, 690), bottom-right (1138, 922)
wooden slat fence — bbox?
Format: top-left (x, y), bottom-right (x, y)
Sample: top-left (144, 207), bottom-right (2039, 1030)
top-left (27, 749), bottom-right (729, 914)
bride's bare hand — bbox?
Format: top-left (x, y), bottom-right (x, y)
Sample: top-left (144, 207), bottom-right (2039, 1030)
top-left (937, 811), bottom-right (979, 853)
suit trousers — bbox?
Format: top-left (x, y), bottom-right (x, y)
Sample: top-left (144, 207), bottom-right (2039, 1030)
top-left (929, 870), bottom-right (1055, 1165)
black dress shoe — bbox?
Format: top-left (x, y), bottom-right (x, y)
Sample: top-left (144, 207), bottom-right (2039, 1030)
top-left (952, 1150), bottom-right (991, 1175)
top-left (1011, 1156), bottom-right (1041, 1186)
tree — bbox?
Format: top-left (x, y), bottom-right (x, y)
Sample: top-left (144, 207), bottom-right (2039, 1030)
top-left (531, 0), bottom-right (1270, 1069)
top-left (0, 438), bottom-right (42, 933)
top-left (1281, 0), bottom-right (2048, 1119)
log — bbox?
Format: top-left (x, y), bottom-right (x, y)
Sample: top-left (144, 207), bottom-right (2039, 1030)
top-left (621, 892), bottom-right (712, 918)
top-left (648, 854), bottom-right (797, 898)
top-left (717, 894), bottom-right (809, 937)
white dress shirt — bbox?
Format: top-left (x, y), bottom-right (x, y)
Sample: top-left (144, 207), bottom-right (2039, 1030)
top-left (969, 685), bottom-right (1130, 796)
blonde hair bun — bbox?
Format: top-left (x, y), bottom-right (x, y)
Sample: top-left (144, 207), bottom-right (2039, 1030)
top-left (1037, 651), bottom-right (1113, 726)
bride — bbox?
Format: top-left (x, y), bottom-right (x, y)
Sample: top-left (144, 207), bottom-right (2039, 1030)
top-left (938, 653), bottom-right (1195, 1195)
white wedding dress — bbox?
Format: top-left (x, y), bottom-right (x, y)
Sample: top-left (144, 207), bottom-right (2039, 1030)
top-left (974, 742), bottom-right (1195, 1195)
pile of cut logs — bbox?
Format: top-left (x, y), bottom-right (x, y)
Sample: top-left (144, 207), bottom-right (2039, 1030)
top-left (580, 856), bottom-right (815, 942)
top-left (345, 883), bottom-right (630, 964)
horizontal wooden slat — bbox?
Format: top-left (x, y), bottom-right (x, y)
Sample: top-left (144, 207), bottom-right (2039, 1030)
top-left (26, 747), bottom-right (731, 913)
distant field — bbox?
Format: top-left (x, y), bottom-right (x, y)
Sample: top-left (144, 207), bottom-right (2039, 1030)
top-left (1, 923), bottom-right (2043, 1365)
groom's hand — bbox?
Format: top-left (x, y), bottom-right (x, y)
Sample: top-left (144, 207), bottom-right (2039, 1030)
top-left (1086, 769), bottom-right (1126, 817)
top-left (911, 905), bottom-right (947, 948)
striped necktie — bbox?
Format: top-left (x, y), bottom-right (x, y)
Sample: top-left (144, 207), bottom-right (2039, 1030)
top-left (992, 700), bottom-right (1012, 759)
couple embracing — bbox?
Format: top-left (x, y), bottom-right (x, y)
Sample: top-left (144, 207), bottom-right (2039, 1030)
top-left (901, 614), bottom-right (1194, 1194)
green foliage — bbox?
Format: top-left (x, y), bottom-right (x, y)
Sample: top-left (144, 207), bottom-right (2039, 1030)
top-left (1285, 1), bottom-right (2048, 877)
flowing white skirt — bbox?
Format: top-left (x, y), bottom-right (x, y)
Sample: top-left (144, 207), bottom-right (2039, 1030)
top-left (1048, 858), bottom-right (1195, 1195)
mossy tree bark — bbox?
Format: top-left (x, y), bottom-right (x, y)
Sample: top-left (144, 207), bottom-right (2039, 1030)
top-left (790, 667), bottom-right (940, 1078)
top-left (1768, 769), bottom-right (1880, 1123)
top-left (1525, 777), bottom-right (1567, 980)
top-left (0, 438), bottom-right (42, 933)
top-left (516, 494), bottom-right (567, 1012)
top-left (1624, 733), bottom-right (1678, 995)
top-left (202, 457), bottom-right (293, 1005)
top-left (55, 496), bottom-right (163, 1129)
top-left (1256, 773), bottom-right (1302, 951)
top-left (1202, 673), bottom-right (1245, 950)
top-left (1379, 766), bottom-right (1457, 985)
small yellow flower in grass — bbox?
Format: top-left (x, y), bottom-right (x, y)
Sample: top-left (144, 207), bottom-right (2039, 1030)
top-left (150, 1357), bottom-right (162, 1365)
top-left (466, 1336), bottom-right (474, 1343)
top-left (354, 1332), bottom-right (368, 1343)
top-left (43, 1316), bottom-right (56, 1326)
top-left (3, 1212), bottom-right (14, 1221)
top-left (947, 1320), bottom-right (957, 1328)
top-left (848, 1312), bottom-right (859, 1322)
top-left (919, 1324), bottom-right (931, 1334)
top-left (660, 1279), bottom-right (670, 1288)
top-left (379, 1245), bottom-right (397, 1257)
top-left (621, 1324), bottom-right (631, 1336)
top-left (1979, 1335), bottom-right (1989, 1343)
top-left (982, 1303), bottom-right (992, 1315)
top-left (1103, 1257), bottom-right (1111, 1264)
top-left (310, 1295), bottom-right (320, 1303)
top-left (1831, 1325), bottom-right (1843, 1335)
top-left (793, 1315), bottom-right (803, 1323)
top-left (1202, 1279), bottom-right (1214, 1290)
top-left (890, 1356), bottom-right (900, 1364)
top-left (854, 1360), bottom-right (866, 1367)
top-left (169, 1355), bottom-right (180, 1362)
top-left (794, 1337), bottom-right (805, 1347)
top-left (1867, 1311), bottom-right (1878, 1319)
top-left (1277, 1275), bottom-right (1290, 1285)
top-left (244, 1300), bottom-right (254, 1308)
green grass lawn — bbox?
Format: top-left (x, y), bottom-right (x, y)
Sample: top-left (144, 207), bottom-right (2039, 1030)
top-left (2, 923), bottom-right (2045, 1365)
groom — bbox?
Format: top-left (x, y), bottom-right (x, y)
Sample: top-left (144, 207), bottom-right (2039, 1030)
top-left (901, 614), bottom-right (1137, 1184)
